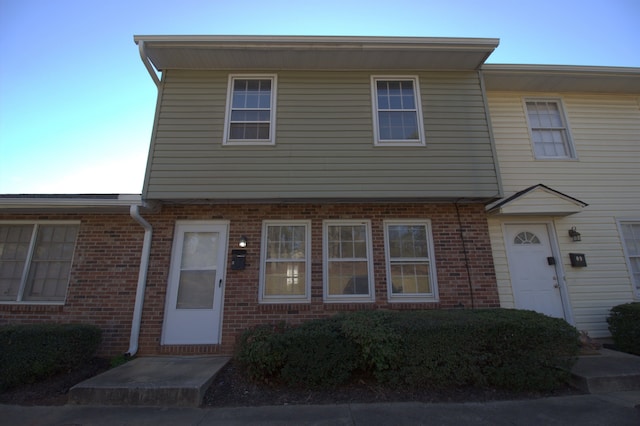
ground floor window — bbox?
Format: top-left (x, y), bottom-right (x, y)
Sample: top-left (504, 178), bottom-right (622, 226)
top-left (384, 220), bottom-right (438, 302)
top-left (619, 221), bottom-right (640, 297)
top-left (0, 222), bottom-right (79, 303)
top-left (323, 220), bottom-right (374, 302)
top-left (259, 221), bottom-right (311, 303)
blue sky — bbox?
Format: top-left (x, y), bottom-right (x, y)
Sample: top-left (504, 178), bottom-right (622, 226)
top-left (1, 0), bottom-right (639, 194)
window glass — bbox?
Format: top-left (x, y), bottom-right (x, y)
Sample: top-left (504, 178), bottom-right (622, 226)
top-left (526, 100), bottom-right (575, 159)
top-left (324, 222), bottom-right (373, 300)
top-left (385, 222), bottom-right (437, 300)
top-left (261, 222), bottom-right (309, 301)
top-left (372, 77), bottom-right (424, 145)
top-left (225, 76), bottom-right (276, 144)
top-left (620, 222), bottom-right (640, 296)
top-left (0, 224), bottom-right (78, 303)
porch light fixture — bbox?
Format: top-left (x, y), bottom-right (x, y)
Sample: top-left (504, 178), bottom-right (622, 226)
top-left (568, 227), bottom-right (581, 242)
top-left (238, 236), bottom-right (248, 248)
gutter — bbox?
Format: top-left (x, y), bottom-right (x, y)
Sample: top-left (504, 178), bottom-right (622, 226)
top-left (137, 40), bottom-right (161, 87)
top-left (126, 204), bottom-right (153, 357)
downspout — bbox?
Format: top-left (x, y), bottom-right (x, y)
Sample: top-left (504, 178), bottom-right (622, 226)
top-left (137, 40), bottom-right (161, 88)
top-left (126, 204), bottom-right (153, 357)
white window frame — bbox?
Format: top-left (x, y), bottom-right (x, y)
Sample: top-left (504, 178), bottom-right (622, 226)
top-left (322, 219), bottom-right (375, 303)
top-left (259, 220), bottom-right (311, 304)
top-left (223, 74), bottom-right (277, 145)
top-left (617, 219), bottom-right (640, 298)
top-left (523, 98), bottom-right (576, 160)
top-left (371, 76), bottom-right (425, 146)
top-left (383, 219), bottom-right (439, 303)
top-left (0, 221), bottom-right (80, 305)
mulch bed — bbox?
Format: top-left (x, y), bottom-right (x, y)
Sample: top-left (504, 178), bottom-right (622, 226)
top-left (0, 358), bottom-right (582, 407)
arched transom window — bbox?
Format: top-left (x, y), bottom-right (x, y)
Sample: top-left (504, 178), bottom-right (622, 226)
top-left (514, 231), bottom-right (541, 245)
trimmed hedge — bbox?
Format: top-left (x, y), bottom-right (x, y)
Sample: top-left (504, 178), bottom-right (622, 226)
top-left (607, 302), bottom-right (640, 355)
top-left (236, 309), bottom-right (579, 392)
top-left (0, 323), bottom-right (102, 391)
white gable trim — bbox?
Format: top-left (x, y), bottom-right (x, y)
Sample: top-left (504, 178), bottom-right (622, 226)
top-left (487, 184), bottom-right (588, 216)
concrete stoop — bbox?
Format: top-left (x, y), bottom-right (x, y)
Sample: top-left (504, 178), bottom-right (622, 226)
top-left (569, 348), bottom-right (640, 394)
top-left (69, 356), bottom-right (230, 407)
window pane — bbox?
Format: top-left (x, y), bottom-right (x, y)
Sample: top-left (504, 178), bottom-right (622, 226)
top-left (176, 270), bottom-right (216, 309)
top-left (181, 232), bottom-right (218, 269)
top-left (328, 261), bottom-right (369, 295)
top-left (263, 224), bottom-right (308, 298)
top-left (264, 262), bottom-right (306, 295)
top-left (390, 263), bottom-right (430, 294)
top-left (378, 111), bottom-right (419, 141)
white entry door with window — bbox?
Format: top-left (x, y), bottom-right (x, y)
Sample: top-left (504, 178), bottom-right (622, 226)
top-left (504, 223), bottom-right (565, 319)
top-left (162, 221), bottom-right (229, 345)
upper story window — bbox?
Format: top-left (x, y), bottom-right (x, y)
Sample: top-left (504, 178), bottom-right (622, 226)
top-left (371, 76), bottom-right (425, 146)
top-left (224, 75), bottom-right (277, 145)
top-left (323, 220), bottom-right (374, 303)
top-left (618, 221), bottom-right (640, 298)
top-left (0, 223), bottom-right (79, 304)
top-left (525, 99), bottom-right (576, 159)
top-left (259, 221), bottom-right (311, 303)
top-left (384, 220), bottom-right (438, 302)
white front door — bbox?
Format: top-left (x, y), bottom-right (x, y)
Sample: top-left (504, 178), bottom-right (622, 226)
top-left (504, 223), bottom-right (565, 319)
top-left (162, 221), bottom-right (229, 345)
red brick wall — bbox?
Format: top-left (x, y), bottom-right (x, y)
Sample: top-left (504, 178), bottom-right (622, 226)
top-left (1, 202), bottom-right (499, 357)
top-left (0, 213), bottom-right (144, 357)
top-left (136, 202), bottom-right (499, 356)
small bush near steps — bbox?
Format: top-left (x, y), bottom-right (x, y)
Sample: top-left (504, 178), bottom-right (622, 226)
top-left (607, 302), bottom-right (640, 355)
top-left (236, 309), bottom-right (579, 392)
top-left (0, 323), bottom-right (102, 391)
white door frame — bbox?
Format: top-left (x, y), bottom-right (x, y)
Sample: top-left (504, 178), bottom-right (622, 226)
top-left (161, 220), bottom-right (230, 345)
top-left (501, 220), bottom-right (574, 324)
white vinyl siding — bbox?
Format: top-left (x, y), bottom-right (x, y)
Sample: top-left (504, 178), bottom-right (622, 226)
top-left (259, 221), bottom-right (311, 303)
top-left (145, 70), bottom-right (499, 200)
top-left (371, 76), bottom-right (425, 146)
top-left (487, 92), bottom-right (640, 336)
top-left (384, 220), bottom-right (438, 302)
top-left (0, 223), bottom-right (79, 304)
top-left (524, 99), bottom-right (575, 159)
top-left (323, 220), bottom-right (374, 303)
top-left (223, 74), bottom-right (277, 145)
top-left (618, 221), bottom-right (640, 297)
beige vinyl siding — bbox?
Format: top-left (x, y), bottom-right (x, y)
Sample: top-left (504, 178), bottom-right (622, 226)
top-left (487, 92), bottom-right (640, 337)
top-left (144, 70), bottom-right (499, 200)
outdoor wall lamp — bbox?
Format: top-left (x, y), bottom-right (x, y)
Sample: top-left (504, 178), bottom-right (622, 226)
top-left (568, 227), bottom-right (581, 242)
top-left (238, 236), bottom-right (248, 248)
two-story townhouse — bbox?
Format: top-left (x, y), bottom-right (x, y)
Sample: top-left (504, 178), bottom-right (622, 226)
top-left (122, 35), bottom-right (503, 355)
top-left (482, 65), bottom-right (640, 337)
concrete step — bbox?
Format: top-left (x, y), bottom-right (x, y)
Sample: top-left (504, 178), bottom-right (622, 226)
top-left (69, 356), bottom-right (230, 407)
top-left (570, 349), bottom-right (640, 394)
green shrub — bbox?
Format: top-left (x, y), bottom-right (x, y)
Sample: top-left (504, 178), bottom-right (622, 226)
top-left (607, 302), bottom-right (640, 355)
top-left (0, 323), bottom-right (102, 391)
top-left (236, 323), bottom-right (288, 383)
top-left (279, 317), bottom-right (360, 388)
top-left (235, 309), bottom-right (580, 392)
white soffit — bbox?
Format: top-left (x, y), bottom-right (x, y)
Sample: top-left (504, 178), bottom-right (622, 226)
top-left (482, 64), bottom-right (640, 94)
top-left (487, 184), bottom-right (588, 216)
top-left (134, 35), bottom-right (500, 71)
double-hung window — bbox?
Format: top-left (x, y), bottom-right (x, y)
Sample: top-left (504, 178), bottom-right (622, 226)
top-left (371, 76), bottom-right (425, 146)
top-left (224, 75), bottom-right (277, 145)
top-left (618, 221), bottom-right (640, 297)
top-left (323, 220), bottom-right (374, 302)
top-left (525, 99), bottom-right (576, 159)
top-left (0, 223), bottom-right (79, 303)
top-left (384, 220), bottom-right (438, 302)
top-left (259, 221), bottom-right (311, 303)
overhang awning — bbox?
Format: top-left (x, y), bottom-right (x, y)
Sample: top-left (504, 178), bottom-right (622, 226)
top-left (486, 184), bottom-right (588, 216)
top-left (133, 35), bottom-right (499, 73)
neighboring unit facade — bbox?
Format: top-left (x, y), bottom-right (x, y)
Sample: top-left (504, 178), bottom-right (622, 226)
top-left (483, 65), bottom-right (640, 337)
top-left (2, 36), bottom-right (638, 356)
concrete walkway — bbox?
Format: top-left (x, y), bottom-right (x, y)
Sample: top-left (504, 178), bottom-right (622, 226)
top-left (2, 394), bottom-right (639, 425)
